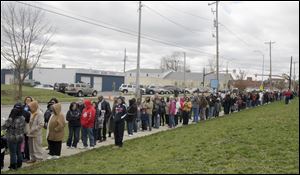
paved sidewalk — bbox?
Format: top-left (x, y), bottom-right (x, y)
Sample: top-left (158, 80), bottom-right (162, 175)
top-left (1, 120), bottom-right (192, 172)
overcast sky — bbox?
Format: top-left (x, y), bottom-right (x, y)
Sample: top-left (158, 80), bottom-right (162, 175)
top-left (1, 1), bottom-right (299, 80)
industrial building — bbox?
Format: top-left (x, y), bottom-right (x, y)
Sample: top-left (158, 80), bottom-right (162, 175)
top-left (1, 67), bottom-right (125, 92)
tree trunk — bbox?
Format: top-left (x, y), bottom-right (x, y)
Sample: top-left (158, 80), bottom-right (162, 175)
top-left (17, 80), bottom-right (23, 101)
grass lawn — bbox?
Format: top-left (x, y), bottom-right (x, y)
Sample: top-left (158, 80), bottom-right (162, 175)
top-left (4, 98), bottom-right (299, 174)
top-left (1, 85), bottom-right (97, 105)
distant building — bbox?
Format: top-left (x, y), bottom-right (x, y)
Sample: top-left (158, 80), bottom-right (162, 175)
top-left (125, 68), bottom-right (233, 90)
top-left (1, 67), bottom-right (124, 92)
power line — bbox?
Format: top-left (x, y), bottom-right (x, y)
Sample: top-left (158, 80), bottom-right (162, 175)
top-left (144, 4), bottom-right (204, 34)
top-left (14, 1), bottom-right (215, 56)
top-left (161, 2), bottom-right (211, 22)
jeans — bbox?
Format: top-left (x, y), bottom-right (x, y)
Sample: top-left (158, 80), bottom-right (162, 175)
top-left (82, 127), bottom-right (94, 147)
top-left (154, 114), bottom-right (160, 128)
top-left (148, 114), bottom-right (152, 131)
top-left (67, 126), bottom-right (80, 148)
top-left (192, 108), bottom-right (199, 123)
top-left (169, 114), bottom-right (175, 128)
top-left (127, 120), bottom-right (134, 135)
top-left (209, 106), bottom-right (215, 118)
top-left (133, 118), bottom-right (138, 132)
top-left (8, 141), bottom-right (23, 165)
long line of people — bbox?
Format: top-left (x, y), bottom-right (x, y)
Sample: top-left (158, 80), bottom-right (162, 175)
top-left (1, 89), bottom-right (298, 170)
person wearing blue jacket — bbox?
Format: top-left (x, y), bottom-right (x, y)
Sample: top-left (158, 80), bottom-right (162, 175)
top-left (113, 97), bottom-right (127, 148)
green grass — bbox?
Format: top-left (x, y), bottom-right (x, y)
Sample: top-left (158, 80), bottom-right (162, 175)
top-left (4, 98), bottom-right (299, 174)
top-left (1, 85), bottom-right (97, 105)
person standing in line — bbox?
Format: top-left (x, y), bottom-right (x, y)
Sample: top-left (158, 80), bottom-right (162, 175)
top-left (44, 98), bottom-right (58, 152)
top-left (22, 96), bottom-right (33, 162)
top-left (135, 98), bottom-right (142, 132)
top-left (191, 93), bottom-right (200, 123)
top-left (66, 102), bottom-right (81, 149)
top-left (165, 97), bottom-right (170, 126)
top-left (1, 103), bottom-right (26, 170)
top-left (168, 96), bottom-right (176, 128)
top-left (27, 101), bottom-right (44, 164)
top-left (126, 98), bottom-right (137, 136)
top-left (113, 97), bottom-right (127, 148)
top-left (143, 96), bottom-right (153, 131)
top-left (182, 97), bottom-right (192, 125)
top-left (108, 97), bottom-right (118, 138)
top-left (80, 100), bottom-right (96, 149)
top-left (92, 101), bottom-right (103, 144)
top-left (46, 103), bottom-right (66, 160)
top-left (97, 95), bottom-right (111, 142)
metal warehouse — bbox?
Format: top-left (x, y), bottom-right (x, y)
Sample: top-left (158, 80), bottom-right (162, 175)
top-left (1, 67), bottom-right (125, 92)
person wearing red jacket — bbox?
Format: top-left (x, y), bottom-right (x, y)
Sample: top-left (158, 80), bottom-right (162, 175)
top-left (80, 100), bottom-right (96, 149)
top-left (284, 90), bottom-right (292, 105)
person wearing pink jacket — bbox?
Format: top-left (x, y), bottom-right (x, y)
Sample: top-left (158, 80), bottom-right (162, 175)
top-left (168, 96), bottom-right (176, 128)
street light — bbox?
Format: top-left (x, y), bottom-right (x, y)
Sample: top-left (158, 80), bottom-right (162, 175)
top-left (253, 50), bottom-right (265, 85)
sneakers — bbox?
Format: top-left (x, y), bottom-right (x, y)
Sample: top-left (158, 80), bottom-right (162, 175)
top-left (128, 134), bottom-right (133, 137)
top-left (88, 147), bottom-right (94, 150)
top-left (53, 156), bottom-right (60, 159)
top-left (67, 146), bottom-right (71, 149)
top-left (71, 146), bottom-right (76, 149)
top-left (79, 146), bottom-right (88, 149)
top-left (47, 156), bottom-right (54, 160)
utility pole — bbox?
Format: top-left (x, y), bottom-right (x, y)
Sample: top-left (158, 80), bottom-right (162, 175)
top-left (226, 61), bottom-right (228, 91)
top-left (183, 52), bottom-right (186, 87)
top-left (209, 1), bottom-right (219, 92)
top-left (135, 1), bottom-right (142, 98)
top-left (123, 48), bottom-right (127, 73)
top-left (264, 41), bottom-right (275, 91)
top-left (289, 56), bottom-right (292, 90)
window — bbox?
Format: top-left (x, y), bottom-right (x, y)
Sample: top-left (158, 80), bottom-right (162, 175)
top-left (81, 84), bottom-right (86, 88)
top-left (128, 85), bottom-right (132, 88)
top-left (122, 84), bottom-right (126, 87)
top-left (76, 84), bottom-right (80, 88)
top-left (69, 84), bottom-right (74, 87)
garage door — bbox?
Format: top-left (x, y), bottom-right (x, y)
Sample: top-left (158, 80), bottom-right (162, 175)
top-left (94, 77), bottom-right (102, 92)
top-left (5, 74), bottom-right (14, 84)
top-left (80, 76), bottom-right (91, 84)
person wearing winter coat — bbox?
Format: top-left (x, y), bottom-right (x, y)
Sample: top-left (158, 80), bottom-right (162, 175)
top-left (27, 101), bottom-right (44, 163)
top-left (135, 98), bottom-right (142, 132)
top-left (66, 102), bottom-right (81, 148)
top-left (1, 103), bottom-right (26, 170)
top-left (153, 96), bottom-right (162, 129)
top-left (168, 96), bottom-right (176, 128)
top-left (143, 97), bottom-right (153, 131)
top-left (46, 103), bottom-right (66, 159)
top-left (223, 94), bottom-right (231, 115)
top-left (182, 97), bottom-right (192, 125)
top-left (92, 101), bottom-right (102, 144)
top-left (80, 100), bottom-right (96, 149)
top-left (1, 130), bottom-right (8, 170)
top-left (44, 98), bottom-right (59, 129)
top-left (191, 93), bottom-right (200, 123)
top-left (126, 98), bottom-right (137, 136)
top-left (200, 96), bottom-right (208, 121)
top-left (97, 95), bottom-right (111, 141)
top-left (160, 97), bottom-right (167, 126)
top-left (113, 97), bottom-right (127, 148)
top-left (214, 98), bottom-right (222, 117)
top-left (22, 96), bottom-right (33, 162)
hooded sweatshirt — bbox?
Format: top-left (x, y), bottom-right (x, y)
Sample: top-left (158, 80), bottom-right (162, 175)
top-left (80, 100), bottom-right (96, 128)
top-left (47, 103), bottom-right (66, 141)
top-left (27, 101), bottom-right (44, 138)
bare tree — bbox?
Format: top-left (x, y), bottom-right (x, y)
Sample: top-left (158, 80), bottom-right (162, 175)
top-left (160, 52), bottom-right (190, 72)
top-left (1, 2), bottom-right (54, 100)
top-left (208, 57), bottom-right (216, 72)
top-left (235, 69), bottom-right (247, 80)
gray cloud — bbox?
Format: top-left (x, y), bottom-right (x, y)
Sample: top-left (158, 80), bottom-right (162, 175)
top-left (1, 1), bottom-right (299, 80)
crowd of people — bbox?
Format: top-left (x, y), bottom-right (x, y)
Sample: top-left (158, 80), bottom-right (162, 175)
top-left (1, 88), bottom-right (298, 170)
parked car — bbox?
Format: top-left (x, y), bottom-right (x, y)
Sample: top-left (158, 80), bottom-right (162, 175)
top-left (184, 88), bottom-right (199, 94)
top-left (23, 79), bottom-right (41, 87)
top-left (54, 83), bottom-right (69, 93)
top-left (34, 84), bottom-right (54, 90)
top-left (65, 83), bottom-right (97, 97)
top-left (163, 85), bottom-right (181, 94)
top-left (145, 85), bottom-right (170, 95)
top-left (119, 84), bottom-right (145, 94)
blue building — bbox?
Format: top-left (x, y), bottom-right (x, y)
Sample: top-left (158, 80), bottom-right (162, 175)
top-left (1, 67), bottom-right (124, 92)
